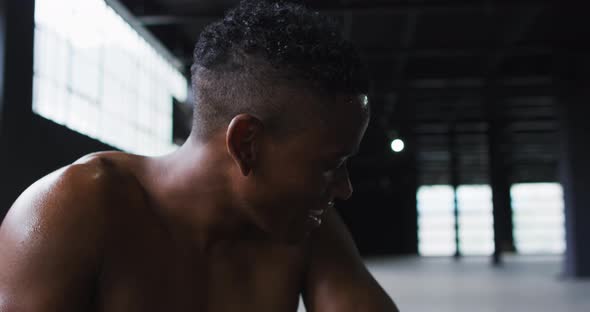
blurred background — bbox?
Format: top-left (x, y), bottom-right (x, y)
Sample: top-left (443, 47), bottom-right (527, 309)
top-left (1, 0), bottom-right (588, 311)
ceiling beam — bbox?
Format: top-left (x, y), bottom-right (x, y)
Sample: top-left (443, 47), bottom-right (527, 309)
top-left (138, 15), bottom-right (217, 26)
top-left (136, 1), bottom-right (549, 26)
top-left (400, 75), bottom-right (552, 89)
top-left (362, 46), bottom-right (551, 59)
top-left (322, 1), bottom-right (546, 15)
top-left (486, 4), bottom-right (548, 74)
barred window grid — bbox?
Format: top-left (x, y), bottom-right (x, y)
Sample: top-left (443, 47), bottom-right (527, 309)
top-left (33, 0), bottom-right (188, 156)
top-left (418, 183), bottom-right (565, 256)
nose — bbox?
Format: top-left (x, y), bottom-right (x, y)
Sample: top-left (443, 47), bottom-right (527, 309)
top-left (333, 166), bottom-right (353, 201)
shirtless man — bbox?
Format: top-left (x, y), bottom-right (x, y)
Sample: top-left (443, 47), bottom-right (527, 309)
top-left (0, 1), bottom-right (399, 311)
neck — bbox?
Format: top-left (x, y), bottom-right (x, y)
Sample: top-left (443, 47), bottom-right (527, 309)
top-left (139, 135), bottom-right (261, 252)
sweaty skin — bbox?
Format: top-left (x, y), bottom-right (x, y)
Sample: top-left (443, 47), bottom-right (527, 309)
top-left (0, 94), bottom-right (399, 311)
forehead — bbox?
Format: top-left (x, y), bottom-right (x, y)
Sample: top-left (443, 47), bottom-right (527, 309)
top-left (321, 94), bottom-right (369, 128)
top-left (308, 94), bottom-right (370, 155)
top-left (271, 87), bottom-right (369, 154)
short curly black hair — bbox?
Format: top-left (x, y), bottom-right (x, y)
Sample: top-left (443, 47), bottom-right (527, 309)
top-left (190, 0), bottom-right (368, 140)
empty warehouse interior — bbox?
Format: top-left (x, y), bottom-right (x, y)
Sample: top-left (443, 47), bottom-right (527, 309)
top-left (1, 0), bottom-right (589, 311)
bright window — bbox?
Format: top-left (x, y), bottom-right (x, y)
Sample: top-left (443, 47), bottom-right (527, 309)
top-left (417, 185), bottom-right (494, 256)
top-left (33, 0), bottom-right (188, 155)
top-left (511, 183), bottom-right (565, 254)
top-left (418, 183), bottom-right (565, 256)
top-left (456, 185), bottom-right (494, 255)
top-left (417, 185), bottom-right (456, 256)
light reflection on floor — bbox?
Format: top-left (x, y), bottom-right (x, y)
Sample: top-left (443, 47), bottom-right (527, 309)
top-left (298, 255), bottom-right (590, 312)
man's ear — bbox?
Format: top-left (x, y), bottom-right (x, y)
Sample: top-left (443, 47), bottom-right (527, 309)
top-left (226, 114), bottom-right (264, 176)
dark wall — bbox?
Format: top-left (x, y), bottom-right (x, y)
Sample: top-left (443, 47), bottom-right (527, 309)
top-left (0, 0), bottom-right (35, 218)
top-left (0, 0), bottom-right (5, 129)
top-left (1, 116), bottom-right (115, 219)
top-left (340, 104), bottom-right (418, 256)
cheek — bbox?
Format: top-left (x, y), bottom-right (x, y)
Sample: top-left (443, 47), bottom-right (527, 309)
top-left (258, 156), bottom-right (330, 204)
top-left (258, 168), bottom-right (331, 239)
top-left (283, 166), bottom-right (328, 197)
top-left (257, 173), bottom-right (323, 221)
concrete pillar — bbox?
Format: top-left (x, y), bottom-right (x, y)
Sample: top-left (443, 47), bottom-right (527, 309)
top-left (0, 0), bottom-right (35, 219)
top-left (558, 52), bottom-right (590, 278)
top-left (486, 83), bottom-right (515, 265)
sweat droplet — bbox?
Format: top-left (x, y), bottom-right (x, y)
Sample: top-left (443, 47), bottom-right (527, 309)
top-left (360, 94), bottom-right (369, 109)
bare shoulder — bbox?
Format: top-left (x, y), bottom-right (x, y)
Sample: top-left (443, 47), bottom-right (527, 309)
top-left (0, 152), bottom-right (151, 310)
top-left (302, 209), bottom-right (399, 312)
top-left (10, 152), bottom-right (129, 214)
top-left (0, 153), bottom-right (136, 310)
top-left (0, 151), bottom-right (146, 262)
top-left (1, 153), bottom-right (118, 248)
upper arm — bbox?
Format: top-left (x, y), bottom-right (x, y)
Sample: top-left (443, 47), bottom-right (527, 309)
top-left (302, 209), bottom-right (399, 312)
top-left (0, 164), bottom-right (107, 311)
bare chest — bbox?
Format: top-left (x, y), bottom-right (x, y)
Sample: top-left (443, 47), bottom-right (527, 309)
top-left (94, 233), bottom-right (307, 312)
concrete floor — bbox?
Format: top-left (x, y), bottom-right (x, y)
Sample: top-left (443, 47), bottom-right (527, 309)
top-left (298, 255), bottom-right (590, 312)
